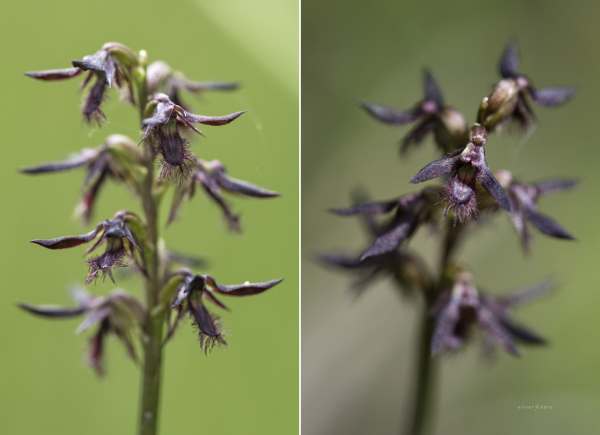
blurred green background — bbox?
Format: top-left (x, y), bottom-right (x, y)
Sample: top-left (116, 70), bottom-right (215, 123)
top-left (302, 1), bottom-right (600, 434)
top-left (0, 1), bottom-right (298, 434)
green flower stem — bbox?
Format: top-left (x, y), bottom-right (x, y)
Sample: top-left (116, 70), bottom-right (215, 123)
top-left (405, 313), bottom-right (437, 435)
top-left (135, 54), bottom-right (166, 435)
top-left (405, 223), bottom-right (459, 435)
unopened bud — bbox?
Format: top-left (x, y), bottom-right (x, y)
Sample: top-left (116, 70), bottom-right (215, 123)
top-left (478, 79), bottom-right (520, 131)
top-left (436, 108), bottom-right (468, 152)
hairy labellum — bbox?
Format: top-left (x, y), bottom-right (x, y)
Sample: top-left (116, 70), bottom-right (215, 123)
top-left (85, 246), bottom-right (127, 286)
top-left (440, 171), bottom-right (479, 224)
top-left (153, 119), bottom-right (194, 183)
top-left (30, 212), bottom-right (142, 285)
top-left (189, 294), bottom-right (228, 354)
top-left (410, 125), bottom-right (510, 221)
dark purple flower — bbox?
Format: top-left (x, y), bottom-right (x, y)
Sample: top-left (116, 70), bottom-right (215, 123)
top-left (25, 43), bottom-right (138, 124)
top-left (166, 270), bottom-right (283, 353)
top-left (168, 158), bottom-right (280, 231)
top-left (495, 171), bottom-right (577, 252)
top-left (20, 135), bottom-right (144, 224)
top-left (409, 125), bottom-right (510, 224)
top-left (18, 289), bottom-right (145, 376)
top-left (478, 40), bottom-right (577, 133)
top-left (319, 250), bottom-right (431, 299)
top-left (430, 270), bottom-right (550, 357)
top-left (358, 70), bottom-right (468, 154)
top-left (147, 60), bottom-right (238, 111)
top-left (29, 211), bottom-right (143, 286)
top-left (331, 188), bottom-right (438, 260)
top-left (141, 94), bottom-right (246, 183)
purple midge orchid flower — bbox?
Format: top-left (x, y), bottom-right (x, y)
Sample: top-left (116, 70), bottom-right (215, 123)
top-left (18, 289), bottom-right (145, 376)
top-left (319, 250), bottom-right (431, 299)
top-left (358, 70), bottom-right (468, 154)
top-left (166, 270), bottom-right (283, 353)
top-left (478, 40), bottom-right (578, 133)
top-left (146, 60), bottom-right (238, 112)
top-left (29, 211), bottom-right (143, 286)
top-left (494, 170), bottom-right (577, 253)
top-left (409, 125), bottom-right (510, 224)
top-left (20, 135), bottom-right (143, 224)
top-left (430, 270), bottom-right (550, 357)
top-left (168, 158), bottom-right (280, 231)
top-left (330, 188), bottom-right (438, 260)
top-left (25, 43), bottom-right (138, 124)
top-left (140, 93), bottom-right (246, 183)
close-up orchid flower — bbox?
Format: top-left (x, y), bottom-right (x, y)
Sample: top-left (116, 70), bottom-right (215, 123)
top-left (478, 40), bottom-right (578, 134)
top-left (359, 70), bottom-right (468, 154)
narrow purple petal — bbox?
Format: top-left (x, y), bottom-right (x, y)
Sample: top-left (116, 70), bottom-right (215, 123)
top-left (25, 67), bottom-right (83, 81)
top-left (499, 40), bottom-right (520, 78)
top-left (30, 222), bottom-right (104, 249)
top-left (205, 275), bottom-right (283, 296)
top-left (524, 209), bottom-right (575, 240)
top-left (17, 302), bottom-right (86, 318)
top-left (318, 253), bottom-right (363, 269)
top-left (474, 163), bottom-right (511, 211)
top-left (503, 321), bottom-right (546, 345)
top-left (409, 148), bottom-right (463, 183)
top-left (534, 179), bottom-right (578, 196)
top-left (431, 294), bottom-right (461, 355)
top-left (530, 87), bottom-right (578, 107)
top-left (360, 214), bottom-right (417, 260)
top-left (211, 162), bottom-right (280, 198)
top-left (330, 199), bottom-right (398, 216)
top-left (203, 291), bottom-right (229, 310)
top-left (477, 306), bottom-right (519, 356)
top-left (501, 281), bottom-right (553, 307)
top-left (179, 110), bottom-right (246, 126)
top-left (400, 118), bottom-right (437, 155)
top-left (357, 100), bottom-right (421, 125)
top-left (423, 70), bottom-right (444, 107)
top-left (20, 148), bottom-right (99, 174)
top-left (181, 80), bottom-right (239, 93)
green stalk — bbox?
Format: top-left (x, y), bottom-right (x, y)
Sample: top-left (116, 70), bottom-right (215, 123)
top-left (404, 221), bottom-right (459, 435)
top-left (134, 53), bottom-right (165, 435)
top-left (405, 313), bottom-right (437, 435)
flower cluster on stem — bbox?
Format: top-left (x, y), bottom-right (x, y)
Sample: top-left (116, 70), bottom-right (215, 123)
top-left (322, 40), bottom-right (578, 435)
top-left (19, 42), bottom-right (284, 435)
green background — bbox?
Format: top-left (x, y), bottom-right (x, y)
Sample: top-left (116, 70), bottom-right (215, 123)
top-left (302, 1), bottom-right (600, 434)
top-left (0, 1), bottom-right (298, 434)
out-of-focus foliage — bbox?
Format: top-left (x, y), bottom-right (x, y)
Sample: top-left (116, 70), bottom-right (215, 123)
top-left (0, 1), bottom-right (298, 434)
top-left (302, 1), bottom-right (599, 434)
